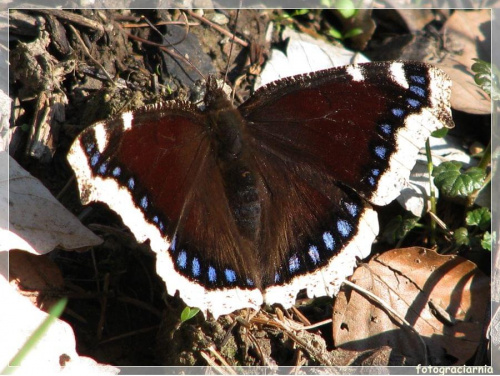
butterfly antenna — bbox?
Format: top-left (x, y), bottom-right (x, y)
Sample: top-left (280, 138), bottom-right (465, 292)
top-left (141, 15), bottom-right (206, 81)
top-left (223, 9), bottom-right (241, 89)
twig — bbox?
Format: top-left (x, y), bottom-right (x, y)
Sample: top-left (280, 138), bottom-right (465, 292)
top-left (30, 9), bottom-right (104, 32)
top-left (342, 279), bottom-right (429, 365)
top-left (185, 10), bottom-right (248, 47)
top-left (68, 24), bottom-right (119, 87)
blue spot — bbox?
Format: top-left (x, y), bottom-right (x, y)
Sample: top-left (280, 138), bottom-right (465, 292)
top-left (112, 167), bottom-right (121, 177)
top-left (410, 85), bottom-right (426, 97)
top-left (192, 257), bottom-right (200, 277)
top-left (274, 272), bottom-right (280, 283)
top-left (140, 196), bottom-right (148, 209)
top-left (98, 162), bottom-right (108, 175)
top-left (368, 176), bottom-right (376, 186)
top-left (407, 98), bottom-right (420, 108)
top-left (208, 266), bottom-right (217, 282)
top-left (337, 220), bottom-right (352, 238)
top-left (344, 202), bottom-right (358, 217)
top-left (375, 146), bottom-right (387, 159)
top-left (153, 216), bottom-right (159, 223)
top-left (246, 278), bottom-right (255, 286)
top-left (159, 221), bottom-right (165, 232)
top-left (410, 75), bottom-right (426, 84)
top-left (128, 178), bottom-right (135, 190)
top-left (322, 232), bottom-right (335, 251)
top-left (289, 254), bottom-right (300, 273)
top-left (392, 108), bottom-right (405, 117)
top-left (380, 123), bottom-right (392, 135)
top-left (225, 269), bottom-right (237, 283)
top-left (177, 251), bottom-right (187, 269)
top-left (86, 143), bottom-right (95, 154)
top-left (90, 152), bottom-right (100, 167)
top-left (372, 168), bottom-right (380, 176)
top-left (308, 245), bottom-right (321, 264)
top-left (170, 234), bottom-right (177, 251)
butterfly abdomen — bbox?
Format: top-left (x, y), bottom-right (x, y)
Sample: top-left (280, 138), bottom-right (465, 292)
top-left (208, 94), bottom-right (262, 243)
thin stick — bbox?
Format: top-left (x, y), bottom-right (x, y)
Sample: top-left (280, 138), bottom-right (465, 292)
top-left (68, 24), bottom-right (118, 86)
top-left (185, 10), bottom-right (248, 47)
top-left (342, 279), bottom-right (429, 365)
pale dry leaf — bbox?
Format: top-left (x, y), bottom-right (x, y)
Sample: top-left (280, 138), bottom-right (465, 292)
top-left (0, 270), bottom-right (119, 375)
top-left (3, 153), bottom-right (102, 254)
top-left (332, 247), bottom-right (489, 365)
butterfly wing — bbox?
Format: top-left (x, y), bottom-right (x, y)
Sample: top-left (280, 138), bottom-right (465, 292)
top-left (239, 61), bottom-right (453, 306)
top-left (68, 101), bottom-right (263, 318)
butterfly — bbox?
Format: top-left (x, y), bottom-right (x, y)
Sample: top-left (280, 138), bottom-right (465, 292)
top-left (68, 60), bottom-right (453, 318)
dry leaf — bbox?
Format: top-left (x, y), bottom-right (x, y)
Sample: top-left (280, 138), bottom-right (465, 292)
top-left (2, 153), bottom-right (102, 254)
top-left (440, 10), bottom-right (491, 114)
top-left (332, 247), bottom-right (489, 365)
top-left (9, 249), bottom-right (65, 311)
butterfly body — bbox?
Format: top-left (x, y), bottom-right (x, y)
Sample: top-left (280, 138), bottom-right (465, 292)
top-left (68, 61), bottom-right (453, 317)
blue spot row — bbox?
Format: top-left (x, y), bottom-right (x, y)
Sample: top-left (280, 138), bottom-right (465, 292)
top-left (171, 241), bottom-right (246, 286)
top-left (367, 70), bottom-right (428, 190)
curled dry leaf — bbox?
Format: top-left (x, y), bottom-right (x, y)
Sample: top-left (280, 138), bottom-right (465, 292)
top-left (332, 247), bottom-right (489, 366)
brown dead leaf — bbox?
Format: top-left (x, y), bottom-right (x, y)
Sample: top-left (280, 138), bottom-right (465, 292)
top-left (9, 249), bottom-right (65, 311)
top-left (439, 10), bottom-right (491, 114)
top-left (332, 247), bottom-right (489, 365)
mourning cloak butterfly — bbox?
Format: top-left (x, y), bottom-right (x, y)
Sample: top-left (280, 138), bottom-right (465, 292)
top-left (68, 61), bottom-right (453, 318)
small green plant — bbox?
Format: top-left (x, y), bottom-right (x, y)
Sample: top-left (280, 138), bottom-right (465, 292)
top-left (275, 9), bottom-right (310, 22)
top-left (453, 207), bottom-right (491, 251)
top-left (180, 306), bottom-right (200, 323)
top-left (471, 58), bottom-right (499, 100)
top-left (327, 0), bottom-right (363, 41)
top-left (432, 161), bottom-right (486, 199)
top-left (382, 213), bottom-right (420, 246)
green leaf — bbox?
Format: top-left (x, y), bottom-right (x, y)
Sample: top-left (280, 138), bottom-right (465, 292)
top-left (343, 27), bottom-right (363, 39)
top-left (180, 307), bottom-right (200, 323)
top-left (466, 207), bottom-right (491, 231)
top-left (471, 58), bottom-right (500, 100)
top-left (320, 0), bottom-right (333, 6)
top-left (328, 27), bottom-right (343, 39)
top-left (382, 214), bottom-right (419, 244)
top-left (481, 231), bottom-right (491, 251)
top-left (454, 227), bottom-right (469, 246)
top-left (336, 0), bottom-right (357, 18)
top-left (433, 161), bottom-right (486, 198)
top-left (431, 127), bottom-right (449, 138)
